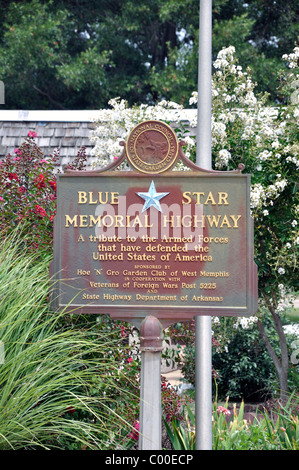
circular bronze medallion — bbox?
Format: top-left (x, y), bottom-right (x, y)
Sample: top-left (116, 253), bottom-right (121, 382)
top-left (126, 120), bottom-right (179, 174)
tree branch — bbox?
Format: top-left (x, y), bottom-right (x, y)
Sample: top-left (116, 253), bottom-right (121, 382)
top-left (32, 85), bottom-right (66, 110)
top-left (262, 292), bottom-right (289, 372)
top-left (257, 318), bottom-right (281, 375)
top-left (258, 291), bottom-right (290, 399)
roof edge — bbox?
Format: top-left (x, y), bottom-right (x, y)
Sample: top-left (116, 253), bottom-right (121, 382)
top-left (0, 109), bottom-right (197, 122)
top-left (0, 110), bottom-right (101, 122)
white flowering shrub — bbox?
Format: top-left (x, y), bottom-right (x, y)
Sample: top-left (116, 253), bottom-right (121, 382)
top-left (91, 46), bottom-right (298, 396)
top-left (90, 98), bottom-right (184, 168)
top-left (91, 45), bottom-right (298, 305)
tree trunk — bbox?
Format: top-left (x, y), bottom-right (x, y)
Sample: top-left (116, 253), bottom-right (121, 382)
top-left (257, 293), bottom-right (289, 402)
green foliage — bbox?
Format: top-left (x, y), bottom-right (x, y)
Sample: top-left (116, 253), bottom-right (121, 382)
top-left (0, 0), bottom-right (297, 108)
top-left (172, 317), bottom-right (277, 401)
top-left (212, 316), bottom-right (277, 401)
top-left (267, 395), bottom-right (299, 450)
top-left (162, 381), bottom-right (189, 423)
top-left (0, 0), bottom-right (69, 108)
top-left (0, 230), bottom-right (137, 449)
top-left (165, 395), bottom-right (299, 450)
top-left (163, 404), bottom-right (195, 450)
top-left (90, 315), bottom-right (141, 428)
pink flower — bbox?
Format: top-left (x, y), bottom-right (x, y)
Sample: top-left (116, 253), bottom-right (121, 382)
top-left (35, 173), bottom-right (46, 188)
top-left (217, 406), bottom-right (230, 416)
top-left (49, 211), bottom-right (56, 221)
top-left (127, 357), bottom-right (133, 363)
top-left (28, 130), bottom-right (38, 138)
top-left (35, 204), bottom-right (47, 218)
top-left (120, 325), bottom-right (126, 337)
top-left (14, 148), bottom-right (22, 155)
top-left (66, 406), bottom-right (75, 414)
top-left (49, 180), bottom-right (56, 191)
top-left (8, 172), bottom-right (19, 181)
top-left (18, 186), bottom-right (26, 194)
top-left (0, 196), bottom-right (4, 201)
top-left (128, 421), bottom-right (139, 440)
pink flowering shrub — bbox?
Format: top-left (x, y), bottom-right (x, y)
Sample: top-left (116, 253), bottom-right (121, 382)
top-left (0, 132), bottom-right (57, 251)
top-left (161, 381), bottom-right (186, 423)
top-left (0, 132), bottom-right (87, 253)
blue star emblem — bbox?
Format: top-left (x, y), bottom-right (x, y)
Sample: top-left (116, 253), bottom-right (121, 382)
top-left (137, 181), bottom-right (169, 213)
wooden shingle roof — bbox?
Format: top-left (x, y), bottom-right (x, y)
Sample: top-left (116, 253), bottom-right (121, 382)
top-left (0, 110), bottom-right (100, 168)
top-left (0, 109), bottom-right (197, 169)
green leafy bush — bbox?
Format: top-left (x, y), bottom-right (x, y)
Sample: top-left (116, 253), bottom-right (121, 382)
top-left (211, 316), bottom-right (277, 401)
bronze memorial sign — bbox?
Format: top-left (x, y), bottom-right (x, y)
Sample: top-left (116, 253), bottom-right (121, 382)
top-left (50, 121), bottom-right (258, 326)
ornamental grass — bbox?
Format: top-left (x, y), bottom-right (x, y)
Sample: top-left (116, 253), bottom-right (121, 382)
top-left (0, 229), bottom-right (135, 450)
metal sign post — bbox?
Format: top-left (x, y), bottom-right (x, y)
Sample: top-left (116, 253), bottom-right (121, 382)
top-left (196, 0), bottom-right (213, 450)
top-left (139, 316), bottom-right (164, 450)
top-left (0, 81), bottom-right (4, 105)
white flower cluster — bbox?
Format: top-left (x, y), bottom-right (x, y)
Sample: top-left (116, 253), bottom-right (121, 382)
top-left (213, 47), bottom-right (257, 108)
top-left (257, 150), bottom-right (272, 161)
top-left (91, 46), bottom-right (298, 176)
top-left (276, 284), bottom-right (296, 313)
top-left (286, 155), bottom-right (299, 168)
top-left (211, 116), bottom-right (227, 147)
top-left (90, 98), bottom-right (182, 167)
top-left (283, 323), bottom-right (299, 338)
top-left (250, 177), bottom-right (288, 209)
top-left (189, 91), bottom-right (198, 106)
top-left (250, 184), bottom-right (264, 209)
top-left (182, 135), bottom-right (196, 159)
top-left (282, 46), bottom-right (299, 69)
top-left (215, 149), bottom-right (231, 169)
top-left (266, 179), bottom-right (288, 197)
top-left (233, 316), bottom-right (258, 329)
top-left (213, 46), bottom-right (237, 72)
